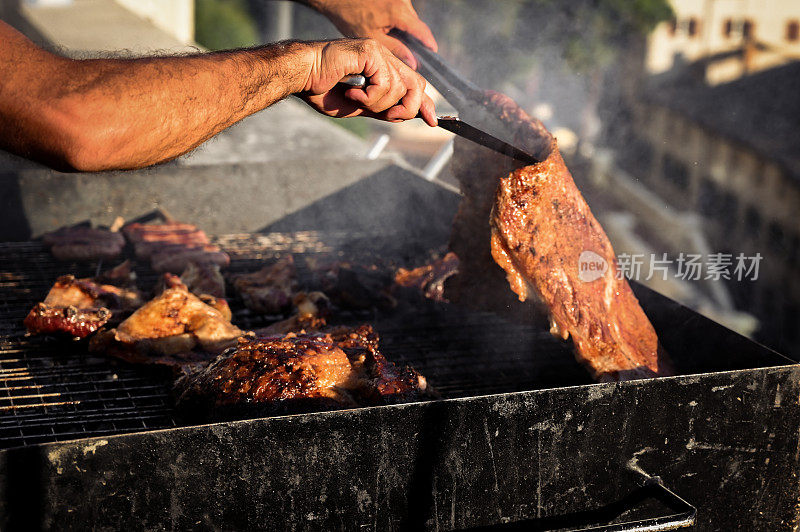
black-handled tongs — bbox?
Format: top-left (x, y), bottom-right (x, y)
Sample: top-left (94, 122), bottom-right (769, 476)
top-left (386, 29), bottom-right (539, 164)
top-left (387, 28), bottom-right (482, 112)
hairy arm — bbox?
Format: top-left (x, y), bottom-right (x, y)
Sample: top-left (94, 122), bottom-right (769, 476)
top-left (0, 21), bottom-right (434, 172)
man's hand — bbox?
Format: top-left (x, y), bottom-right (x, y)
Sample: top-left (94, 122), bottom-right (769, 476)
top-left (303, 0), bottom-right (437, 69)
top-left (299, 38), bottom-right (437, 126)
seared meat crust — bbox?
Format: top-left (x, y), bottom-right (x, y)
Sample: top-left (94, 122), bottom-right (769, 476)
top-left (448, 91), bottom-right (672, 380)
top-left (175, 325), bottom-right (428, 420)
top-left (483, 93), bottom-right (672, 379)
top-left (24, 304), bottom-right (110, 338)
top-left (123, 222), bottom-right (229, 273)
top-left (42, 226), bottom-right (125, 261)
top-left (24, 274), bottom-right (142, 338)
top-left (113, 286), bottom-right (242, 356)
top-left (230, 257), bottom-right (297, 314)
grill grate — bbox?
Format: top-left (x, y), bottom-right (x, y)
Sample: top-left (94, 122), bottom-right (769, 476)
top-left (0, 233), bottom-right (586, 449)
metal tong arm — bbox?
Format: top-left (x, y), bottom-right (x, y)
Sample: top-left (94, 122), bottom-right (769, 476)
top-left (388, 28), bottom-right (483, 112)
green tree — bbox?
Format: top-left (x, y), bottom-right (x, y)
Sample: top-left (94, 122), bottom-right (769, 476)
top-left (418, 0), bottom-right (672, 143)
top-left (419, 0), bottom-right (672, 85)
top-left (195, 0), bottom-right (259, 51)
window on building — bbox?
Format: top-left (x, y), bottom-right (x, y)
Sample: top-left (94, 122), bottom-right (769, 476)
top-left (785, 304), bottom-right (799, 343)
top-left (768, 222), bottom-right (785, 253)
top-left (662, 154), bottom-right (690, 191)
top-left (743, 20), bottom-right (754, 39)
top-left (745, 206), bottom-right (761, 236)
top-left (698, 179), bottom-right (720, 216)
top-left (688, 18), bottom-right (699, 37)
top-left (721, 192), bottom-right (739, 229)
top-left (619, 138), bottom-right (654, 178)
top-left (787, 20), bottom-right (800, 42)
top-left (790, 234), bottom-right (799, 265)
top-left (723, 18), bottom-right (733, 37)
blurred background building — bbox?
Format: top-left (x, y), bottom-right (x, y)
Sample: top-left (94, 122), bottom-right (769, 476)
top-left (1, 0), bottom-right (798, 358)
top-left (612, 0), bottom-right (800, 359)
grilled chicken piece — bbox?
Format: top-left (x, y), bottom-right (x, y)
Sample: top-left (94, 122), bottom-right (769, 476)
top-left (159, 272), bottom-right (232, 321)
top-left (174, 325), bottom-right (427, 420)
top-left (180, 262), bottom-right (226, 298)
top-left (308, 259), bottom-right (396, 310)
top-left (111, 285), bottom-right (243, 357)
top-left (328, 325), bottom-right (428, 403)
top-left (176, 333), bottom-right (360, 414)
top-left (395, 252), bottom-right (460, 302)
top-left (24, 274), bottom-right (143, 338)
top-left (42, 225), bottom-right (125, 261)
top-left (123, 222), bottom-right (229, 273)
top-left (466, 92), bottom-right (672, 380)
top-left (255, 291), bottom-right (331, 335)
top-left (230, 257), bottom-right (297, 314)
top-left (24, 304), bottom-right (111, 338)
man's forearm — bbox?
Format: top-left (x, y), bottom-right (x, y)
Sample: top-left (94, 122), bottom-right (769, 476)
top-left (1, 19), bottom-right (434, 171)
top-left (1, 26), bottom-right (315, 171)
top-left (59, 43), bottom-right (315, 171)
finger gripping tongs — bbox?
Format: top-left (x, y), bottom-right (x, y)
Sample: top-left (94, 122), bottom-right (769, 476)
top-left (340, 29), bottom-right (540, 165)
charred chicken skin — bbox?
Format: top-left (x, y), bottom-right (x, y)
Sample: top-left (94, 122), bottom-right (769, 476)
top-left (174, 325), bottom-right (428, 420)
top-left (24, 304), bottom-right (110, 338)
top-left (394, 252), bottom-right (459, 302)
top-left (24, 274), bottom-right (142, 338)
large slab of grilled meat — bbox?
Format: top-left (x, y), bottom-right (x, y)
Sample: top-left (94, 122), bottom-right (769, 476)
top-left (174, 325), bottom-right (428, 421)
top-left (450, 91), bottom-right (672, 381)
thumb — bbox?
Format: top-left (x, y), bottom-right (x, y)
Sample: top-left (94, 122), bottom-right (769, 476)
top-left (396, 16), bottom-right (438, 53)
top-left (377, 34), bottom-right (418, 70)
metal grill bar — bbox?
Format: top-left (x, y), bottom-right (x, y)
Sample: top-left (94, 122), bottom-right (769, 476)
top-left (0, 234), bottom-right (583, 449)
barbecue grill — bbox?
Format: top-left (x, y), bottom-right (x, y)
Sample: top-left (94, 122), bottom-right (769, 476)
top-left (0, 221), bottom-right (798, 530)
